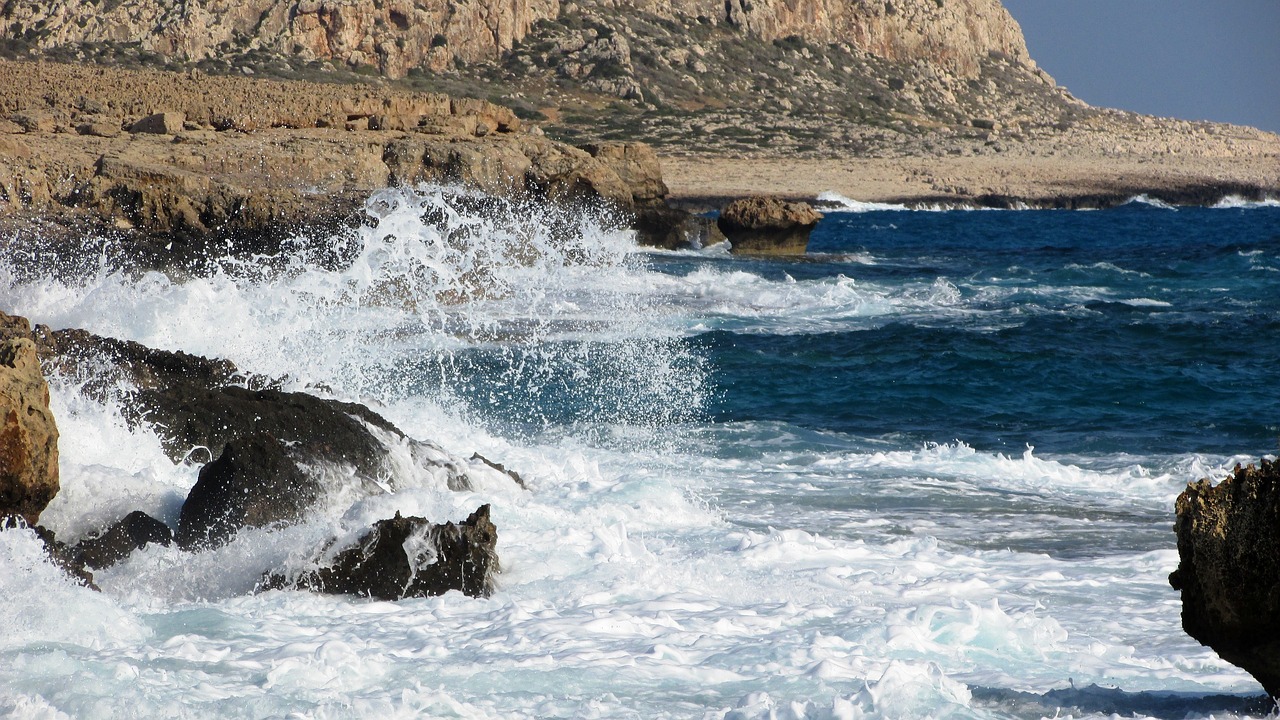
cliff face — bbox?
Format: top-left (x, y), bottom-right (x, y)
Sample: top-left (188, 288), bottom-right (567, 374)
top-left (633, 0), bottom-right (1031, 77)
top-left (3, 0), bottom-right (1030, 79)
top-left (3, 0), bottom-right (559, 77)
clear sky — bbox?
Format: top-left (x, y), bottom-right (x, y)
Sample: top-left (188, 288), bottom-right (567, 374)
top-left (1001, 0), bottom-right (1280, 134)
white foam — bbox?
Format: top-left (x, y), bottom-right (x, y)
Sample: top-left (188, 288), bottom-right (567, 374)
top-left (0, 184), bottom-right (1264, 718)
top-left (1123, 195), bottom-right (1178, 210)
top-left (1212, 195), bottom-right (1280, 209)
top-left (815, 191), bottom-right (912, 213)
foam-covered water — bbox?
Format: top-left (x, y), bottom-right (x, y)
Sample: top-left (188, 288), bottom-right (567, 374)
top-left (3, 187), bottom-right (1279, 718)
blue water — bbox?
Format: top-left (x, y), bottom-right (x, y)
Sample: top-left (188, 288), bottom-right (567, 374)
top-left (667, 204), bottom-right (1280, 456)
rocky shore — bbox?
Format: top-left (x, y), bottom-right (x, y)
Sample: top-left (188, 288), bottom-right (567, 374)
top-left (0, 60), bottom-right (695, 267)
top-left (0, 309), bottom-right (510, 599)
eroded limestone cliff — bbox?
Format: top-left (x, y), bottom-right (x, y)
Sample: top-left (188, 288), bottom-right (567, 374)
top-left (3, 0), bottom-right (1031, 80)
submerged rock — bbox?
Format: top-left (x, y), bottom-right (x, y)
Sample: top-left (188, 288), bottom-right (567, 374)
top-left (72, 510), bottom-right (173, 569)
top-left (177, 433), bottom-right (320, 551)
top-left (0, 317), bottom-right (59, 526)
top-left (27, 523), bottom-right (97, 590)
top-left (1170, 459), bottom-right (1280, 698)
top-left (717, 196), bottom-right (823, 255)
top-left (263, 506), bottom-right (498, 600)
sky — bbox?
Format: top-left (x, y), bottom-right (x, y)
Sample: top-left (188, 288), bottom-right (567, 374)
top-left (1001, 0), bottom-right (1280, 134)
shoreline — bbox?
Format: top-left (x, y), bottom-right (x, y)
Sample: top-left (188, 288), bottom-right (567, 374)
top-left (659, 154), bottom-right (1280, 212)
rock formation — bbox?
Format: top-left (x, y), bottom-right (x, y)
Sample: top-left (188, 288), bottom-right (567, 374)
top-left (717, 195), bottom-right (822, 254)
top-left (71, 510), bottom-right (173, 569)
top-left (1170, 459), bottom-right (1280, 699)
top-left (177, 433), bottom-right (321, 550)
top-left (1, 0), bottom-right (1028, 80)
top-left (0, 320), bottom-right (59, 526)
top-left (262, 506), bottom-right (498, 600)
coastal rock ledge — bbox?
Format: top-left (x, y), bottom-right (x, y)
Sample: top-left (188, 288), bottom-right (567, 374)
top-left (717, 196), bottom-right (823, 255)
top-left (1170, 459), bottom-right (1280, 698)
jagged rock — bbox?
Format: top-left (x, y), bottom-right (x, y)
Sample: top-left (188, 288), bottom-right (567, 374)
top-left (0, 327), bottom-right (59, 526)
top-left (26, 523), bottom-right (98, 590)
top-left (262, 506), bottom-right (498, 600)
top-left (11, 112), bottom-right (56, 134)
top-left (130, 112), bottom-right (186, 135)
top-left (176, 433), bottom-right (319, 550)
top-left (581, 142), bottom-right (668, 204)
top-left (471, 453), bottom-right (526, 489)
top-left (72, 510), bottom-right (173, 569)
top-left (1170, 459), bottom-right (1280, 698)
top-left (717, 196), bottom-right (823, 255)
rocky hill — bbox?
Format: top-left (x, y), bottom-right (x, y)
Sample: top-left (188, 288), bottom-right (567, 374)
top-left (0, 0), bottom-right (1084, 156)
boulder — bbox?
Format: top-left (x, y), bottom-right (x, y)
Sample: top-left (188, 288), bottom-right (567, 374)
top-left (581, 142), bottom-right (668, 204)
top-left (1170, 459), bottom-right (1280, 698)
top-left (262, 506), bottom-right (498, 600)
top-left (176, 433), bottom-right (319, 550)
top-left (130, 112), bottom-right (186, 135)
top-left (717, 195), bottom-right (823, 255)
top-left (72, 510), bottom-right (173, 569)
top-left (0, 334), bottom-right (59, 526)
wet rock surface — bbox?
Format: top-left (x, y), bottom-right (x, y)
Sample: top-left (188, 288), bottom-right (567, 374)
top-left (71, 510), bottom-right (173, 569)
top-left (176, 433), bottom-right (320, 551)
top-left (1170, 459), bottom-right (1280, 698)
top-left (263, 506), bottom-right (498, 600)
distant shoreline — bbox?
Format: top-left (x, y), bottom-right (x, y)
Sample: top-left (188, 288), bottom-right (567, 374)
top-left (659, 154), bottom-right (1280, 212)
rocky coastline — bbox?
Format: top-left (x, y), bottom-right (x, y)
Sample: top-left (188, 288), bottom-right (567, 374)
top-left (3, 0), bottom-right (1280, 702)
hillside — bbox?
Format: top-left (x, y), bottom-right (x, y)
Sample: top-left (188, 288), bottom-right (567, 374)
top-left (0, 0), bottom-right (1142, 155)
top-left (1, 0), bottom-right (1277, 206)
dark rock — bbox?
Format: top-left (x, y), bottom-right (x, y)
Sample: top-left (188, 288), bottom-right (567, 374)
top-left (470, 452), bottom-right (526, 489)
top-left (263, 505), bottom-right (498, 600)
top-left (141, 384), bottom-right (401, 474)
top-left (72, 510), bottom-right (173, 569)
top-left (1170, 459), bottom-right (1280, 698)
top-left (176, 433), bottom-right (320, 551)
top-left (39, 328), bottom-right (398, 474)
top-left (0, 330), bottom-right (60, 526)
top-left (633, 203), bottom-right (726, 250)
top-left (14, 522), bottom-right (98, 590)
top-left (717, 195), bottom-right (823, 255)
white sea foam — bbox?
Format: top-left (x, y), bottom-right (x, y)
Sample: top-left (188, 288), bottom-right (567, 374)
top-left (1123, 195), bottom-right (1178, 210)
top-left (815, 191), bottom-right (912, 213)
top-left (1212, 195), bottom-right (1280, 209)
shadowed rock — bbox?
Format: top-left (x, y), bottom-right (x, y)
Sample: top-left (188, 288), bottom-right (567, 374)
top-left (263, 505), bottom-right (498, 600)
top-left (72, 510), bottom-right (173, 569)
top-left (1170, 459), bottom-right (1280, 698)
top-left (176, 433), bottom-right (320, 551)
top-left (717, 196), bottom-right (823, 255)
top-left (35, 328), bottom-right (399, 474)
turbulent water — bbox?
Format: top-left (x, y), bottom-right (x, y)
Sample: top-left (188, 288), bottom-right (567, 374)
top-left (2, 186), bottom-right (1279, 719)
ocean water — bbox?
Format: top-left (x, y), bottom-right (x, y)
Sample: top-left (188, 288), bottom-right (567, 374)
top-left (2, 186), bottom-right (1279, 719)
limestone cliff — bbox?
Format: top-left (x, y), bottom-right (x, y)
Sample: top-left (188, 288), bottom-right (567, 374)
top-left (3, 0), bottom-right (1031, 80)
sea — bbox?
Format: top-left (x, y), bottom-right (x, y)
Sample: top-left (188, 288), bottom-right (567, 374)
top-left (1, 186), bottom-right (1279, 719)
